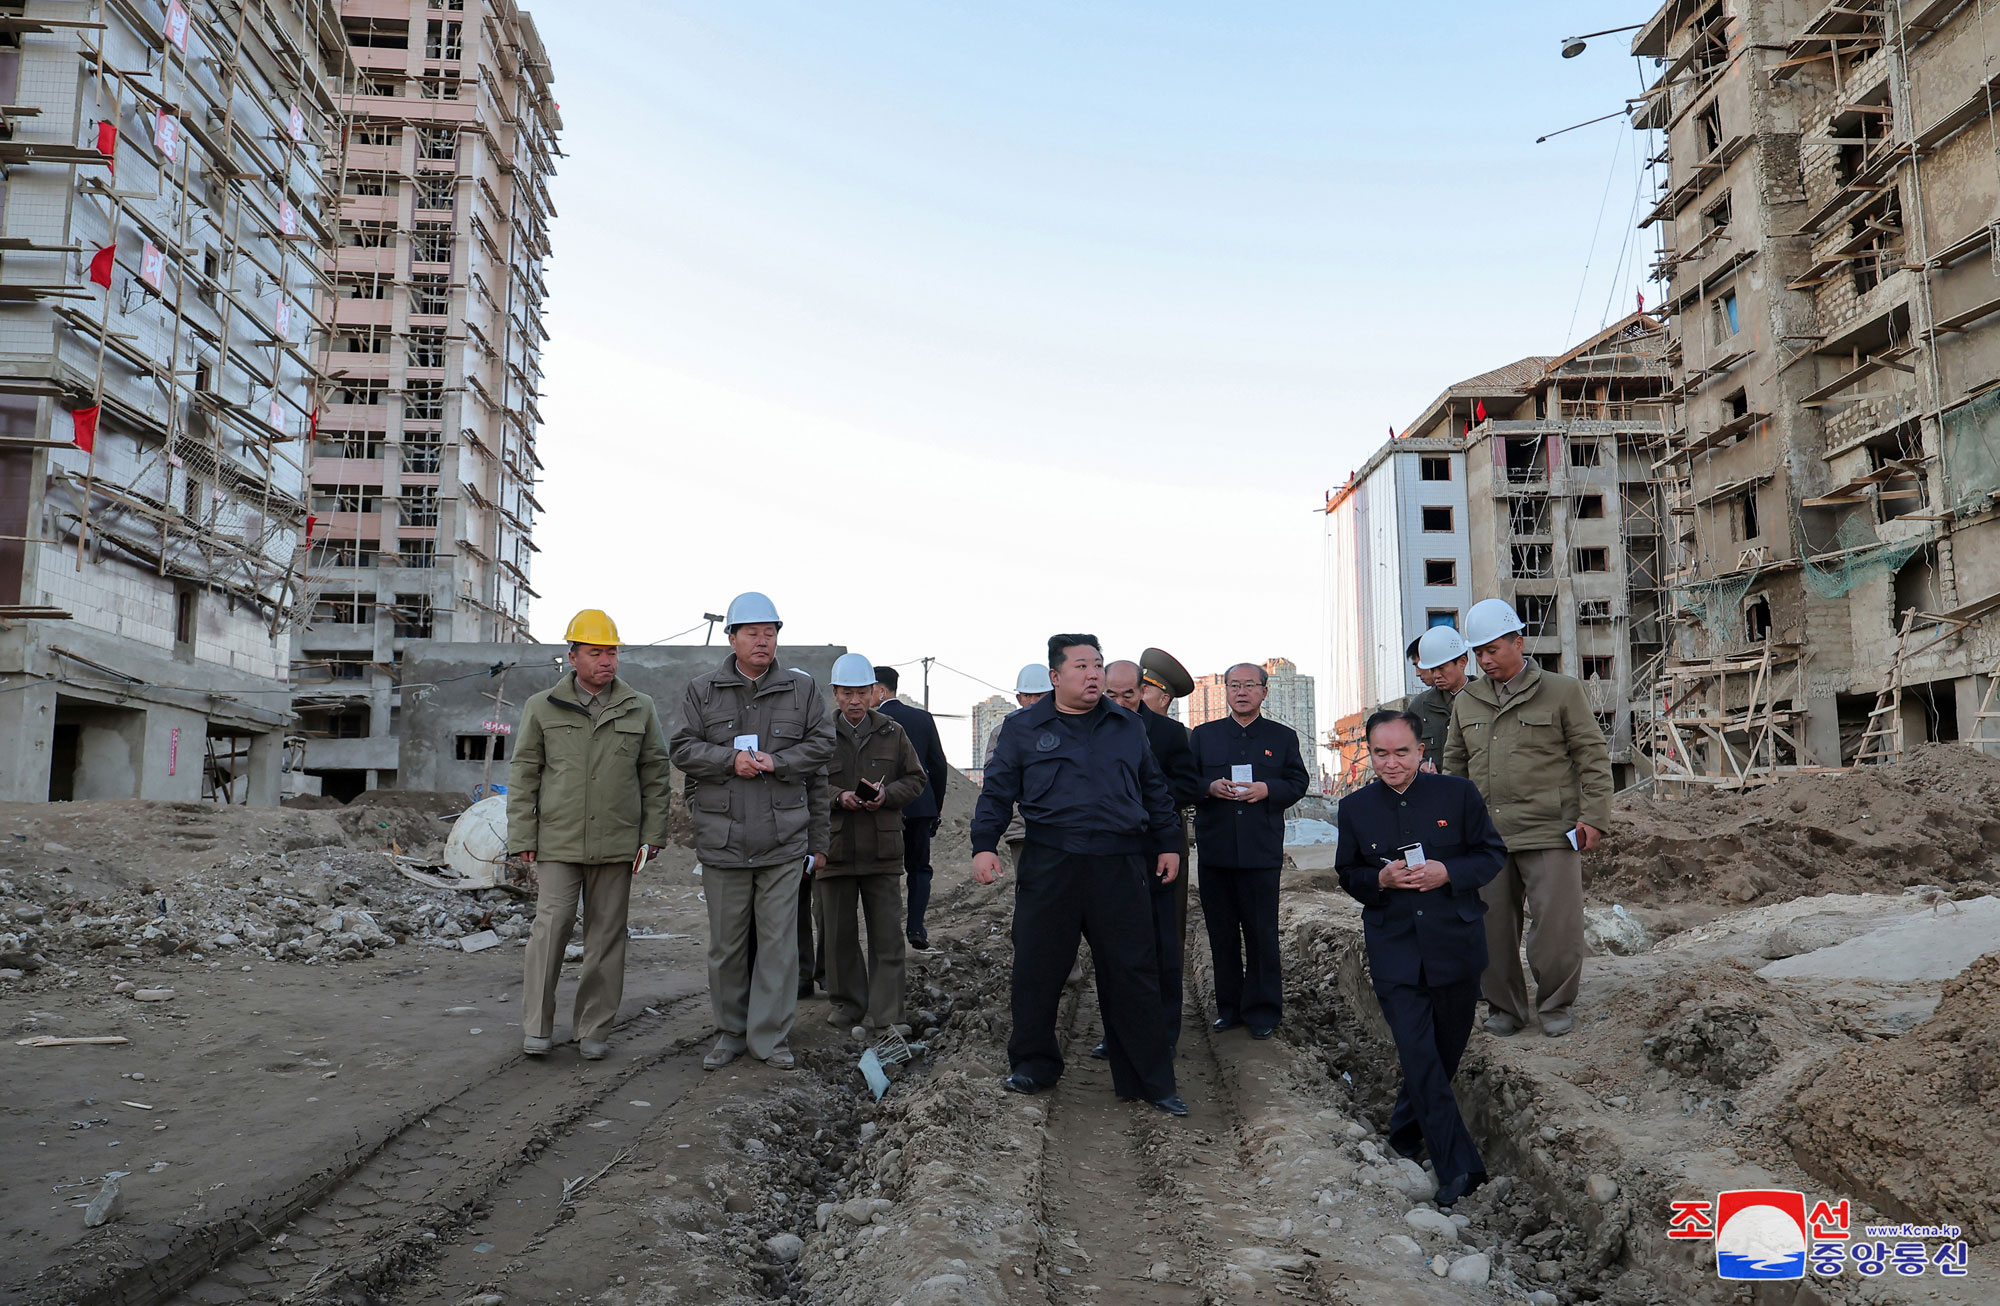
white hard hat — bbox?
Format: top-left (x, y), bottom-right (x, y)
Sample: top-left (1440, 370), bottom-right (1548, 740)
top-left (1415, 625), bottom-right (1470, 670)
top-left (830, 653), bottom-right (876, 687)
top-left (1464, 598), bottom-right (1526, 648)
top-left (724, 591), bottom-right (782, 632)
top-left (1014, 662), bottom-right (1053, 695)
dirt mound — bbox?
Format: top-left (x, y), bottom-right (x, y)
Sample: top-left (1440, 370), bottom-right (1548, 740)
top-left (1590, 744), bottom-right (2000, 908)
top-left (1785, 948), bottom-right (2000, 1244)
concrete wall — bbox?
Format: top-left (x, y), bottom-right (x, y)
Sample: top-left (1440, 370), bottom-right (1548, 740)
top-left (395, 642), bottom-right (847, 794)
top-left (0, 621), bottom-right (289, 804)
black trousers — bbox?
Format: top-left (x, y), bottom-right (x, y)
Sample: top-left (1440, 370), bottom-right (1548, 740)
top-left (1378, 968), bottom-right (1484, 1185)
top-left (903, 820), bottom-right (934, 938)
top-left (1199, 864), bottom-right (1282, 1028)
top-left (1150, 882), bottom-right (1183, 1053)
top-left (1010, 843), bottom-right (1174, 1102)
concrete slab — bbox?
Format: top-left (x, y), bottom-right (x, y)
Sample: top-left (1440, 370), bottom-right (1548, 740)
top-left (1758, 894), bottom-right (2000, 983)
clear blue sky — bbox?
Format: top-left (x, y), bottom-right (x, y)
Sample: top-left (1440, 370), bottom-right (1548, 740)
top-left (528, 2), bottom-right (1660, 766)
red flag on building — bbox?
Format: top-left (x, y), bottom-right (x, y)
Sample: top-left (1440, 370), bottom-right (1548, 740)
top-left (308, 406), bottom-right (320, 439)
top-left (88, 244), bottom-right (115, 287)
top-left (1475, 401), bottom-right (1488, 423)
top-left (95, 121), bottom-right (117, 173)
top-left (72, 406), bottom-right (101, 453)
top-left (304, 514), bottom-right (316, 542)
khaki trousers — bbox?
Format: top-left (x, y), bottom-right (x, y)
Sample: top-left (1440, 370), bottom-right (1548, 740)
top-left (521, 859), bottom-right (632, 1043)
top-left (706, 861), bottom-right (801, 1060)
top-left (814, 873), bottom-right (906, 1027)
top-left (1479, 846), bottom-right (1584, 1024)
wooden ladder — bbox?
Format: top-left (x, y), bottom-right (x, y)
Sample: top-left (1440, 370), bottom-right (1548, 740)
top-left (1854, 610), bottom-right (1915, 766)
top-left (1965, 653), bottom-right (2000, 751)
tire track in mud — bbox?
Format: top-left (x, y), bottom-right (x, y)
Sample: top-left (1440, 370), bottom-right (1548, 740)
top-left (130, 992), bottom-right (715, 1306)
top-left (1032, 956), bottom-right (1320, 1306)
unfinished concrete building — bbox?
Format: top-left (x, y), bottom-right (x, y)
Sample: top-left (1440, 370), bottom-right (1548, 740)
top-left (291, 0), bottom-right (558, 800)
top-left (1458, 318), bottom-right (1678, 788)
top-left (1634, 0), bottom-right (2000, 787)
top-left (0, 2), bottom-right (349, 804)
top-left (1323, 328), bottom-right (1677, 790)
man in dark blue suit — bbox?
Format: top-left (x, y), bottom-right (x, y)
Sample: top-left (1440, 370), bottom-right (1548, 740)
top-left (1336, 708), bottom-right (1507, 1208)
top-left (873, 666), bottom-right (950, 950)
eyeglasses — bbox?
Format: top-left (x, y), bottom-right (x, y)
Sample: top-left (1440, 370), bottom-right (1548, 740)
top-left (1225, 681), bottom-right (1262, 690)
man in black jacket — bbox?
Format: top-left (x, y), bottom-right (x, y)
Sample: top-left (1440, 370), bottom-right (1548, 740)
top-left (1106, 657), bottom-right (1201, 1055)
top-left (971, 634), bottom-right (1186, 1114)
top-left (873, 666), bottom-right (950, 950)
top-left (1190, 662), bottom-right (1311, 1039)
top-left (1335, 710), bottom-right (1507, 1207)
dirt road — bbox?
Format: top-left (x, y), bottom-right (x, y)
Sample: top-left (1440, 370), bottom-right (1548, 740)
top-left (9, 772), bottom-right (1998, 1304)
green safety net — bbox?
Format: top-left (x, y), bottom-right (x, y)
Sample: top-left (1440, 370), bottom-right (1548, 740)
top-left (1800, 514), bottom-right (1929, 599)
top-left (1942, 390), bottom-right (2000, 519)
top-left (1676, 568), bottom-right (1760, 642)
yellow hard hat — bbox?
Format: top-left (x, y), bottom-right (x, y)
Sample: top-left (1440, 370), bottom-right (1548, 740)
top-left (563, 609), bottom-right (620, 646)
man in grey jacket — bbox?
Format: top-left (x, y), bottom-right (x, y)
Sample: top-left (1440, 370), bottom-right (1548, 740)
top-left (670, 593), bottom-right (834, 1070)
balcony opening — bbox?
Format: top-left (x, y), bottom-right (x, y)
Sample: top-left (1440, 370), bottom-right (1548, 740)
top-left (1421, 505), bottom-right (1454, 532)
top-left (455, 734), bottom-right (506, 762)
top-left (1745, 594), bottom-right (1771, 642)
top-left (1518, 593), bottom-right (1555, 637)
top-left (1575, 494), bottom-right (1605, 519)
top-left (393, 593), bottom-right (434, 638)
top-left (1511, 543), bottom-right (1552, 578)
top-left (1582, 655), bottom-right (1614, 681)
top-left (1424, 559), bottom-right (1457, 587)
top-left (1574, 547), bottom-right (1610, 573)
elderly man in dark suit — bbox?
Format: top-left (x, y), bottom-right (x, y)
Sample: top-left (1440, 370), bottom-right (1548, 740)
top-left (873, 666), bottom-right (951, 951)
top-left (1336, 708), bottom-right (1507, 1208)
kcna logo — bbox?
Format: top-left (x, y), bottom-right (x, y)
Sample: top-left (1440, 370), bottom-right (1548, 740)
top-left (1669, 1189), bottom-right (1969, 1281)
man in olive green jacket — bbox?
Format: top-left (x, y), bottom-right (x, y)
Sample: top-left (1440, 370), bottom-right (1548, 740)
top-left (509, 611), bottom-right (670, 1061)
top-left (819, 654), bottom-right (929, 1032)
top-left (1444, 601), bottom-right (1612, 1039)
top-left (670, 595), bottom-right (835, 1071)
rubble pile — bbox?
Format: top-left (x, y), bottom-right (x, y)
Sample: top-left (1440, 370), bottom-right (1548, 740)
top-left (0, 849), bottom-right (529, 971)
top-left (0, 794), bottom-right (532, 978)
top-left (1592, 745), bottom-right (2000, 908)
top-left (1786, 949), bottom-right (2000, 1244)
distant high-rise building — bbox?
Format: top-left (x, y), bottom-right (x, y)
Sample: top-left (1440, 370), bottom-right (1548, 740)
top-left (1188, 659), bottom-right (1320, 788)
top-left (971, 694), bottom-right (1014, 766)
top-left (293, 1), bottom-right (560, 800)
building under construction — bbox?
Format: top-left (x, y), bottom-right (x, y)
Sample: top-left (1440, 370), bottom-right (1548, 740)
top-left (290, 0), bottom-right (558, 799)
top-left (1634, 0), bottom-right (2000, 787)
top-left (0, 2), bottom-right (349, 804)
top-left (1323, 321), bottom-right (1677, 791)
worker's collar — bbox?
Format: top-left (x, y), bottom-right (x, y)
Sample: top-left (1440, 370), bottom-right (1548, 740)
top-left (1380, 769), bottom-right (1424, 796)
top-left (1228, 711), bottom-right (1264, 728)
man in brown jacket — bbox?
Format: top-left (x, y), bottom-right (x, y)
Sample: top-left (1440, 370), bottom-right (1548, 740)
top-left (1444, 599), bottom-right (1613, 1039)
top-left (819, 653), bottom-right (929, 1032)
top-left (670, 592), bottom-right (835, 1071)
top-left (509, 609), bottom-right (670, 1061)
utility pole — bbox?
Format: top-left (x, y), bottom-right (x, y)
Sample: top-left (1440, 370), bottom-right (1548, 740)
top-left (703, 612), bottom-right (726, 645)
top-left (922, 656), bottom-right (934, 710)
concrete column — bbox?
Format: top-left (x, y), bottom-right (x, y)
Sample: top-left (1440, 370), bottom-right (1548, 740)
top-left (0, 681), bottom-right (57, 801)
top-left (245, 730), bottom-right (283, 807)
top-left (139, 706), bottom-right (206, 802)
top-left (1803, 692), bottom-right (1843, 767)
top-left (1955, 674), bottom-right (1992, 753)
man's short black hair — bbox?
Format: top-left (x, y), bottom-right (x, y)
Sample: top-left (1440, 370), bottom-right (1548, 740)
top-left (1406, 636), bottom-right (1424, 663)
top-left (1048, 633), bottom-right (1101, 670)
top-left (873, 665), bottom-right (899, 692)
top-left (1365, 708), bottom-right (1427, 745)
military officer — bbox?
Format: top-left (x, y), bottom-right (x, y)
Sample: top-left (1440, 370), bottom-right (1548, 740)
top-left (1335, 709), bottom-right (1507, 1208)
top-left (1104, 650), bottom-right (1201, 1056)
